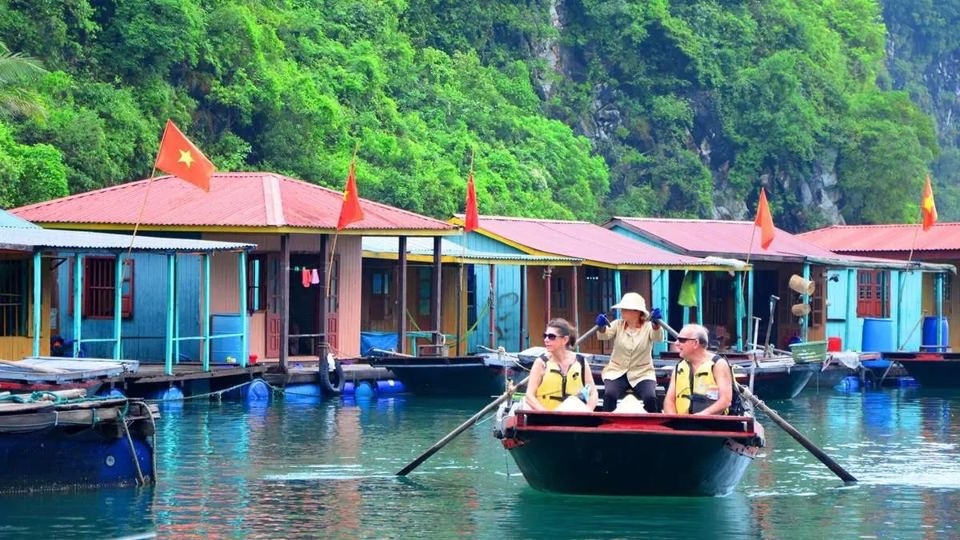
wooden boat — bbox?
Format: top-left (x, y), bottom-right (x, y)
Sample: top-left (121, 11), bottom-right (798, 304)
top-left (367, 352), bottom-right (520, 396)
top-left (494, 405), bottom-right (765, 496)
top-left (882, 351), bottom-right (960, 388)
top-left (657, 351), bottom-right (815, 400)
top-left (0, 357), bottom-right (139, 395)
top-left (0, 389), bottom-right (158, 493)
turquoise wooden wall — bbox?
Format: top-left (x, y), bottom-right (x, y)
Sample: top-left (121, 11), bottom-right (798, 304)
top-left (452, 234), bottom-right (528, 354)
top-left (824, 268), bottom-right (924, 352)
top-left (58, 253), bottom-right (202, 361)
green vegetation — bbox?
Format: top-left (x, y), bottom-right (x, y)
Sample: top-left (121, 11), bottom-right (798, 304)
top-left (0, 1), bottom-right (951, 229)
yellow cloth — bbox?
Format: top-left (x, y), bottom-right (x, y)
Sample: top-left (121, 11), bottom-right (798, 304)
top-left (598, 319), bottom-right (663, 386)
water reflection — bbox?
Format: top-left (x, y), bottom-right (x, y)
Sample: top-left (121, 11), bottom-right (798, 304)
top-left (3, 390), bottom-right (959, 539)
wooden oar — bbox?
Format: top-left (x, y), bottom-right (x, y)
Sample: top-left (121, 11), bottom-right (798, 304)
top-left (396, 324), bottom-right (600, 476)
top-left (656, 318), bottom-right (858, 484)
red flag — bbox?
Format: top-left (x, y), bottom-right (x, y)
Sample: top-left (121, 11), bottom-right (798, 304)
top-left (154, 120), bottom-right (215, 191)
top-left (337, 158), bottom-right (364, 230)
top-left (922, 173), bottom-right (938, 231)
top-left (754, 187), bottom-right (775, 250)
top-left (464, 170), bottom-right (479, 232)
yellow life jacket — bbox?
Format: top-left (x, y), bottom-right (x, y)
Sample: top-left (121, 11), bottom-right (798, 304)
top-left (674, 356), bottom-right (727, 415)
top-left (536, 355), bottom-right (586, 411)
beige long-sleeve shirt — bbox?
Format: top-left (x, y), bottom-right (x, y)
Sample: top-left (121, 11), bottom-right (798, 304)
top-left (598, 319), bottom-right (663, 386)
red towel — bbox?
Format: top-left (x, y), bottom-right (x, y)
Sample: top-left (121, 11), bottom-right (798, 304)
top-left (302, 268), bottom-right (311, 288)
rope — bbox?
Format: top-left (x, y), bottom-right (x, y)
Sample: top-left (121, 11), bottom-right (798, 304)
top-left (118, 404), bottom-right (146, 486)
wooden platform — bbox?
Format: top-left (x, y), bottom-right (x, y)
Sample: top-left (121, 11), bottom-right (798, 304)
top-left (103, 362), bottom-right (270, 398)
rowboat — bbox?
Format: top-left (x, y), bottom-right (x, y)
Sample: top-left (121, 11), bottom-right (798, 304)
top-left (0, 389), bottom-right (158, 493)
top-left (0, 357), bottom-right (139, 395)
top-left (494, 404), bottom-right (765, 496)
top-left (367, 352), bottom-right (520, 396)
top-left (882, 351), bottom-right (960, 388)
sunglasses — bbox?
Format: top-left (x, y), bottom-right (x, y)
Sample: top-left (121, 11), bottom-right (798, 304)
top-left (676, 337), bottom-right (699, 344)
top-left (543, 333), bottom-right (566, 341)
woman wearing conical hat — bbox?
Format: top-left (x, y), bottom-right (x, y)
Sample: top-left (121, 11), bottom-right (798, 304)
top-left (596, 292), bottom-right (663, 412)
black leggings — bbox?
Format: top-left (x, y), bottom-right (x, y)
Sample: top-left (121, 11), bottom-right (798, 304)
top-left (602, 376), bottom-right (658, 413)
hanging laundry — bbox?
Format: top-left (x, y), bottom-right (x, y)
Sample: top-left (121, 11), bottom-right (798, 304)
top-left (311, 268), bottom-right (320, 285)
top-left (302, 268), bottom-right (311, 288)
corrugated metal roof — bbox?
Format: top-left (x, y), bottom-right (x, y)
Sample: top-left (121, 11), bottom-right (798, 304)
top-left (799, 223), bottom-right (960, 252)
top-left (452, 215), bottom-right (729, 269)
top-left (607, 217), bottom-right (838, 262)
top-left (0, 209), bottom-right (39, 229)
top-left (362, 236), bottom-right (581, 265)
top-left (0, 226), bottom-right (253, 252)
top-left (11, 172), bottom-right (457, 235)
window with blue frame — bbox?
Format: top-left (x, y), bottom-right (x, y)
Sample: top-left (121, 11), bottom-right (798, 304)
top-left (370, 269), bottom-right (391, 321)
top-left (585, 268), bottom-right (602, 312)
top-left (0, 259), bottom-right (27, 337)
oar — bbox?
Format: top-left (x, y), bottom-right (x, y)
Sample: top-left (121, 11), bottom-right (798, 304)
top-left (655, 318), bottom-right (858, 484)
top-left (396, 324), bottom-right (600, 476)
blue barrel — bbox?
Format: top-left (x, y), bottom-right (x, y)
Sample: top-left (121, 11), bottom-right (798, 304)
top-left (211, 313), bottom-right (244, 363)
top-left (862, 318), bottom-right (894, 352)
top-left (834, 376), bottom-right (860, 393)
top-left (921, 316), bottom-right (949, 352)
top-left (342, 381), bottom-right (356, 396)
top-left (284, 383), bottom-right (323, 404)
top-left (375, 379), bottom-right (406, 395)
top-left (354, 381), bottom-right (375, 399)
top-left (245, 379), bottom-right (271, 403)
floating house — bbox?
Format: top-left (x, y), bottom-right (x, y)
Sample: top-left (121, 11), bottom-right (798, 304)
top-left (11, 172), bottom-right (457, 369)
top-left (360, 236), bottom-right (580, 356)
top-left (605, 217), bottom-right (955, 353)
top-left (800, 223), bottom-right (960, 352)
top-left (0, 208), bottom-right (252, 376)
top-left (447, 216), bottom-right (744, 354)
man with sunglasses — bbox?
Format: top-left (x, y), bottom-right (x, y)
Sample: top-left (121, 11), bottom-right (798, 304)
top-left (663, 324), bottom-right (733, 415)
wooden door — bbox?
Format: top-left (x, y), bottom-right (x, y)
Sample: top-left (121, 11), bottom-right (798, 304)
top-left (266, 254), bottom-right (281, 358)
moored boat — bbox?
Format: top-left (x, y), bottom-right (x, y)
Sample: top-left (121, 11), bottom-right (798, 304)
top-left (658, 351), bottom-right (814, 400)
top-left (494, 406), bottom-right (764, 496)
top-left (882, 351), bottom-right (960, 388)
top-left (0, 389), bottom-right (158, 493)
top-left (368, 352), bottom-right (519, 396)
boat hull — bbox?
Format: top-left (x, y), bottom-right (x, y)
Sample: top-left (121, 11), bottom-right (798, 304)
top-left (499, 411), bottom-right (762, 496)
top-left (0, 398), bottom-right (156, 493)
top-left (884, 352), bottom-right (960, 388)
top-left (370, 355), bottom-right (517, 396)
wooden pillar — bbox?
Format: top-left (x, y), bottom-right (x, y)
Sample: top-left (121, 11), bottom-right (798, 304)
top-left (113, 253), bottom-right (124, 359)
top-left (202, 253), bottom-right (211, 371)
top-left (316, 234), bottom-right (328, 369)
top-left (397, 236), bottom-right (408, 355)
top-left (164, 254), bottom-right (175, 376)
top-left (279, 234), bottom-right (290, 371)
top-left (456, 262), bottom-right (463, 356)
top-left (238, 250), bottom-right (248, 368)
top-left (31, 251), bottom-right (41, 357)
top-left (73, 254), bottom-right (83, 358)
top-left (489, 264), bottom-right (496, 348)
top-left (432, 236), bottom-right (442, 346)
top-left (572, 265), bottom-right (579, 349)
top-left (544, 266), bottom-right (552, 323)
top-left (519, 265), bottom-right (526, 351)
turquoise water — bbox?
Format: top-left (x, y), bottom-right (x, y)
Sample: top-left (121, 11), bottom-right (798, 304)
top-left (0, 386), bottom-right (958, 539)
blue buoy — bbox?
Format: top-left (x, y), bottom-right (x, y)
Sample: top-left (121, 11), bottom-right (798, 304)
top-left (375, 379), bottom-right (406, 394)
top-left (898, 377), bottom-right (920, 389)
top-left (354, 381), bottom-right (375, 399)
top-left (245, 379), bottom-right (271, 403)
top-left (284, 383), bottom-right (322, 404)
top-left (834, 376), bottom-right (860, 393)
top-left (156, 386), bottom-right (184, 401)
top-left (98, 388), bottom-right (126, 399)
top-left (342, 381), bottom-right (356, 396)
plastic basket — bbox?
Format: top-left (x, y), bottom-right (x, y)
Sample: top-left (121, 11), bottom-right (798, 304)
top-left (789, 340), bottom-right (828, 364)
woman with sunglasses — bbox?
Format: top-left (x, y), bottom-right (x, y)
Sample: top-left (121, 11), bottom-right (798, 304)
top-left (596, 292), bottom-right (663, 412)
top-left (524, 318), bottom-right (599, 411)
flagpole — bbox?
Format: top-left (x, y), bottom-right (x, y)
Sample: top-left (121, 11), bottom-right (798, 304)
top-left (327, 143), bottom-right (360, 298)
top-left (127, 167), bottom-right (160, 256)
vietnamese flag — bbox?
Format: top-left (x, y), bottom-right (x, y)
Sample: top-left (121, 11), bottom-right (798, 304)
top-left (754, 187), bottom-right (775, 250)
top-left (464, 170), bottom-right (479, 232)
top-left (337, 158), bottom-right (364, 230)
top-left (154, 120), bottom-right (215, 191)
top-left (922, 173), bottom-right (938, 231)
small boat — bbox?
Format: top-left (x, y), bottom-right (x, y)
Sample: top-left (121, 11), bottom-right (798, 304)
top-left (0, 357), bottom-right (139, 395)
top-left (367, 352), bottom-right (520, 396)
top-left (494, 404), bottom-right (765, 496)
top-left (657, 351), bottom-right (815, 400)
top-left (882, 351), bottom-right (960, 388)
top-left (0, 389), bottom-right (158, 493)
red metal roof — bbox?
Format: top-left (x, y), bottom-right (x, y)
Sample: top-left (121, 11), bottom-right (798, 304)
top-left (799, 223), bottom-right (960, 253)
top-left (11, 172), bottom-right (456, 234)
top-left (461, 216), bottom-right (724, 268)
top-left (607, 217), bottom-right (838, 262)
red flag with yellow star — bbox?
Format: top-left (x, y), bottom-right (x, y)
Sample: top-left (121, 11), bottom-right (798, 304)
top-left (922, 173), bottom-right (938, 231)
top-left (337, 157), bottom-right (364, 230)
top-left (154, 120), bottom-right (215, 191)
